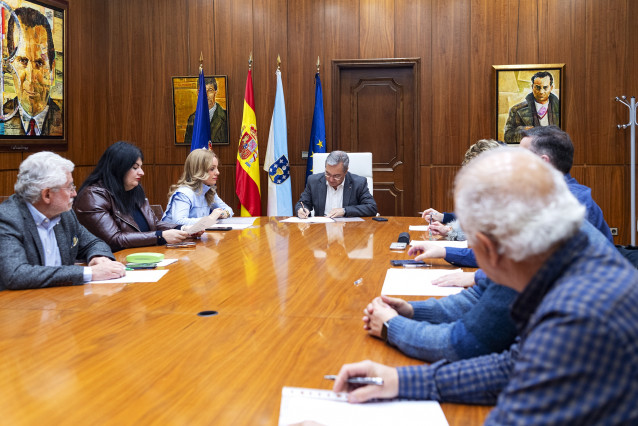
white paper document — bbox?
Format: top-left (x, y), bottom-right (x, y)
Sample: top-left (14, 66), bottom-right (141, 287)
top-left (90, 269), bottom-right (169, 284)
top-left (218, 217), bottom-right (257, 225)
top-left (408, 225), bottom-right (429, 231)
top-left (280, 216), bottom-right (335, 223)
top-left (278, 387), bottom-right (449, 426)
top-left (333, 217), bottom-right (365, 222)
top-left (206, 223), bottom-right (252, 230)
top-left (410, 240), bottom-right (468, 248)
top-left (156, 258), bottom-right (178, 267)
top-left (186, 215), bottom-right (220, 234)
top-left (381, 268), bottom-right (465, 296)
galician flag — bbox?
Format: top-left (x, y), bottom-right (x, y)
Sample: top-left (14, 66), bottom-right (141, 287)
top-left (190, 67), bottom-right (212, 151)
top-left (264, 67), bottom-right (292, 216)
top-left (235, 67), bottom-right (261, 216)
top-left (305, 72), bottom-right (326, 183)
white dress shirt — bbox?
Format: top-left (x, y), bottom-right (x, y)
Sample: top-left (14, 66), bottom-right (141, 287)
top-left (324, 179), bottom-right (345, 214)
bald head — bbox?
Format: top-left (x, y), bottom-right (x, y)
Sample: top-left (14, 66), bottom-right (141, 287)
top-left (454, 148), bottom-right (584, 262)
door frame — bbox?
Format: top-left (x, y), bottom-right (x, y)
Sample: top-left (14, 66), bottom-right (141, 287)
top-left (332, 58), bottom-right (421, 216)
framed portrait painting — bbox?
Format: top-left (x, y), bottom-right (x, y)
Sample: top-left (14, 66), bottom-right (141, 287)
top-left (172, 75), bottom-right (229, 146)
top-left (494, 64), bottom-right (564, 144)
top-left (0, 0), bottom-right (67, 152)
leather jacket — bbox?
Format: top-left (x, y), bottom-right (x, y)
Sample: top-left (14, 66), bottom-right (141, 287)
top-left (73, 183), bottom-right (177, 252)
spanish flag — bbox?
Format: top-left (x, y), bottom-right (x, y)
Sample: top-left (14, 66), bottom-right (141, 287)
top-left (235, 67), bottom-right (261, 216)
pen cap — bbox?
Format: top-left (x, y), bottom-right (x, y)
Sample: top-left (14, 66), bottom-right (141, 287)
top-left (398, 232), bottom-right (410, 244)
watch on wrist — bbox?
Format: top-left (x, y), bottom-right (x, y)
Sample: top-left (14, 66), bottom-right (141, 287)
top-left (381, 320), bottom-right (390, 342)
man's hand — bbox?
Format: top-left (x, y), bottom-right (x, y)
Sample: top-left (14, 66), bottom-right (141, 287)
top-left (326, 208), bottom-right (345, 218)
top-left (380, 295), bottom-right (414, 318)
top-left (428, 221), bottom-right (451, 237)
top-left (422, 208), bottom-right (443, 222)
top-left (332, 360), bottom-right (399, 403)
top-left (298, 207), bottom-right (310, 219)
top-left (362, 297), bottom-right (399, 337)
top-left (407, 242), bottom-right (446, 261)
top-left (433, 271), bottom-right (476, 288)
top-left (89, 258), bottom-right (126, 281)
top-left (162, 229), bottom-right (189, 244)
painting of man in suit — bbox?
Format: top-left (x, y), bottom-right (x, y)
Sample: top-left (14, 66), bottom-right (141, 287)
top-left (183, 77), bottom-right (228, 145)
top-left (501, 70), bottom-right (561, 143)
top-left (1, 4), bottom-right (63, 137)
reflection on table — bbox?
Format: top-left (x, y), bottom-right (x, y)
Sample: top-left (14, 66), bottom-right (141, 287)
top-left (0, 217), bottom-right (491, 425)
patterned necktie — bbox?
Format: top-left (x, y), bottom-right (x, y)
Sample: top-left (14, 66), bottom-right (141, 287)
top-left (537, 105), bottom-right (548, 119)
top-left (28, 119), bottom-right (36, 136)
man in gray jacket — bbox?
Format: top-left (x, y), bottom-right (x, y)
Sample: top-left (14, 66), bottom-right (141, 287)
top-left (0, 152), bottom-right (125, 290)
top-left (295, 151), bottom-right (377, 218)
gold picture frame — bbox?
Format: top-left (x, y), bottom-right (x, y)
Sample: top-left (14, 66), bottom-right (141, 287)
top-left (494, 63), bottom-right (564, 143)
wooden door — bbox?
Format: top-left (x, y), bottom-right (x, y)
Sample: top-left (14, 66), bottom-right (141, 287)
top-left (332, 59), bottom-right (420, 216)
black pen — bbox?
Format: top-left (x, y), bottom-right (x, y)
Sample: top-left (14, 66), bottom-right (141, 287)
top-left (324, 375), bottom-right (384, 386)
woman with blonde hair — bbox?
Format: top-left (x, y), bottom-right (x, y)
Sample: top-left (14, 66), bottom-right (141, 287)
top-left (162, 148), bottom-right (234, 225)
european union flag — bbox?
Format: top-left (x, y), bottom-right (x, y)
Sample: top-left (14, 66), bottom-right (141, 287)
top-left (190, 68), bottom-right (211, 151)
top-left (305, 73), bottom-right (326, 183)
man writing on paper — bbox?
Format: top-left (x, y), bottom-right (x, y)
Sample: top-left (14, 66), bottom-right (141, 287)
top-left (333, 148), bottom-right (638, 424)
top-left (295, 151), bottom-right (377, 218)
top-left (0, 152), bottom-right (125, 290)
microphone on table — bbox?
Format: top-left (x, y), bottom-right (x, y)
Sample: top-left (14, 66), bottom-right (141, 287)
top-left (398, 232), bottom-right (410, 244)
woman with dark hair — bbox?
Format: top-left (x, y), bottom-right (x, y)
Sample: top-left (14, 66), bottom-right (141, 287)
top-left (73, 141), bottom-right (190, 252)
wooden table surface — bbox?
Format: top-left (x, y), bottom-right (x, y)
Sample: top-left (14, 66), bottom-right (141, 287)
top-left (0, 217), bottom-right (492, 425)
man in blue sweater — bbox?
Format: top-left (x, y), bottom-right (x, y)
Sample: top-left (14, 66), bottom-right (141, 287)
top-left (415, 126), bottom-right (613, 267)
top-left (334, 148), bottom-right (638, 425)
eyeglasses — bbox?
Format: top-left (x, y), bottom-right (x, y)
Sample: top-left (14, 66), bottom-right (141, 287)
top-left (324, 172), bottom-right (343, 181)
top-left (53, 184), bottom-right (76, 193)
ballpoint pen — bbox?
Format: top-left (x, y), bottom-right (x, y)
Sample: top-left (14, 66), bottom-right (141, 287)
top-left (428, 214), bottom-right (434, 240)
top-left (324, 375), bottom-right (384, 386)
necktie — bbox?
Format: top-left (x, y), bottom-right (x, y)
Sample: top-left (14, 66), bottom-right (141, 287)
top-left (537, 106), bottom-right (548, 119)
top-left (28, 119), bottom-right (36, 136)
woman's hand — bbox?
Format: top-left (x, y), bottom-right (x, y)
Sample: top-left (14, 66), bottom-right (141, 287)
top-left (162, 229), bottom-right (189, 244)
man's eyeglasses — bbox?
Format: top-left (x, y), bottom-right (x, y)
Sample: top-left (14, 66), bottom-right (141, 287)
top-left (325, 172), bottom-right (343, 181)
top-left (53, 184), bottom-right (76, 193)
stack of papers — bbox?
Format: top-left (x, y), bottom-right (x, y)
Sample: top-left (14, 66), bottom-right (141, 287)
top-left (281, 216), bottom-right (335, 223)
top-left (381, 268), bottom-right (465, 296)
top-left (278, 387), bottom-right (449, 426)
top-left (409, 240), bottom-right (468, 248)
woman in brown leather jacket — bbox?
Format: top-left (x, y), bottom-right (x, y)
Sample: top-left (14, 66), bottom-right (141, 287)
top-left (73, 141), bottom-right (190, 252)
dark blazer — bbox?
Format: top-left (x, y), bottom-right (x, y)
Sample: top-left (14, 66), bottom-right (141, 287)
top-left (73, 183), bottom-right (178, 252)
top-left (0, 195), bottom-right (114, 290)
top-left (295, 172), bottom-right (377, 217)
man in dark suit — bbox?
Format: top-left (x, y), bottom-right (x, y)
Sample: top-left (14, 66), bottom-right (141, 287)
top-left (2, 7), bottom-right (63, 136)
top-left (295, 150), bottom-right (377, 218)
top-left (0, 152), bottom-right (125, 291)
top-left (183, 77), bottom-right (228, 145)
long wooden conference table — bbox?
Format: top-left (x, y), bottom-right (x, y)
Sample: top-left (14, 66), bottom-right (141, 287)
top-left (0, 217), bottom-right (492, 425)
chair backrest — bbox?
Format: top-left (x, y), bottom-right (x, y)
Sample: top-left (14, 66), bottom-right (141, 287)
top-left (312, 152), bottom-right (373, 194)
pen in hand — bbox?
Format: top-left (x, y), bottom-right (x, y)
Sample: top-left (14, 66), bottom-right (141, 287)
top-left (324, 375), bottom-right (384, 386)
top-left (300, 201), bottom-right (309, 219)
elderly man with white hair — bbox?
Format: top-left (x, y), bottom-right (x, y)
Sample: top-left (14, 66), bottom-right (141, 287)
top-left (0, 152), bottom-right (126, 290)
top-left (333, 148), bottom-right (638, 425)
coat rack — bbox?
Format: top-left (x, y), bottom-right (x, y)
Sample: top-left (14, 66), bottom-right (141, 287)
top-left (616, 96), bottom-right (638, 245)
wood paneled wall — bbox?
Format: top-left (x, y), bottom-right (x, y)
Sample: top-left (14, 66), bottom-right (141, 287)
top-left (1, 0), bottom-right (636, 242)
